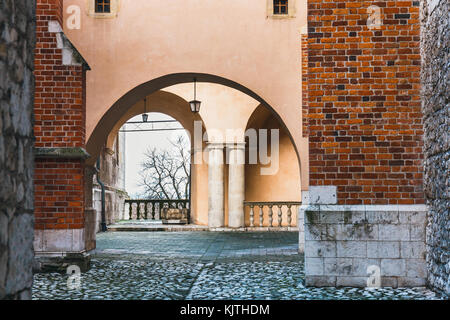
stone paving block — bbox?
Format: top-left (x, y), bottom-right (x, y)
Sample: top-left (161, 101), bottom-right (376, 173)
top-left (378, 224), bottom-right (410, 241)
top-left (337, 241), bottom-right (367, 258)
top-left (305, 240), bottom-right (336, 258)
top-left (400, 241), bottom-right (426, 259)
top-left (30, 232), bottom-right (444, 298)
top-left (367, 241), bottom-right (400, 259)
top-left (381, 259), bottom-right (406, 277)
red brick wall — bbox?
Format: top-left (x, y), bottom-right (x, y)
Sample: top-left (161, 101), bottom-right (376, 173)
top-left (302, 33), bottom-right (309, 138)
top-left (34, 0), bottom-right (87, 230)
top-left (34, 160), bottom-right (85, 230)
top-left (307, 0), bottom-right (424, 205)
top-left (35, 0), bottom-right (85, 148)
top-left (36, 0), bottom-right (63, 27)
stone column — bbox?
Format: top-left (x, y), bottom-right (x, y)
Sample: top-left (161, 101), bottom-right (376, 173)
top-left (227, 143), bottom-right (246, 228)
top-left (208, 143), bottom-right (224, 228)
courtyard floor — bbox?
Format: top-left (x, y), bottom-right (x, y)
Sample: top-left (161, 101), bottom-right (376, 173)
top-left (32, 231), bottom-right (443, 300)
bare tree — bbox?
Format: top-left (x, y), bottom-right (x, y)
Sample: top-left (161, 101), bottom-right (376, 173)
top-left (138, 135), bottom-right (190, 200)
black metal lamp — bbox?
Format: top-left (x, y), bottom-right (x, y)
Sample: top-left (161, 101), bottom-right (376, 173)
top-left (142, 97), bottom-right (149, 122)
top-left (189, 78), bottom-right (201, 113)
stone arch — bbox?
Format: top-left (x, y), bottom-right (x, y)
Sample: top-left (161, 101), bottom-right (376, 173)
top-left (86, 73), bottom-right (303, 174)
top-left (243, 104), bottom-right (302, 226)
top-left (104, 90), bottom-right (206, 151)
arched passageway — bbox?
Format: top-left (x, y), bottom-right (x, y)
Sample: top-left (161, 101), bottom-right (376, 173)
top-left (89, 80), bottom-right (303, 233)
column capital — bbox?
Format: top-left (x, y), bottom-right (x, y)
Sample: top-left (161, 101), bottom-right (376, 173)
top-left (206, 142), bottom-right (225, 150)
top-left (225, 142), bottom-right (246, 150)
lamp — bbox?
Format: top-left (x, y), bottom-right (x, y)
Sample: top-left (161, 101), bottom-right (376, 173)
top-left (189, 78), bottom-right (201, 113)
top-left (142, 97), bottom-right (148, 122)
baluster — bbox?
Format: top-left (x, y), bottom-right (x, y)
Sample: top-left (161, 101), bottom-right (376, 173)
top-left (249, 205), bottom-right (254, 227)
top-left (277, 204), bottom-right (283, 227)
top-left (287, 204), bottom-right (292, 226)
top-left (128, 202), bottom-right (132, 220)
top-left (259, 205), bottom-right (264, 227)
top-left (137, 202), bottom-right (141, 220)
top-left (144, 202), bottom-right (148, 220)
top-left (268, 205), bottom-right (273, 227)
top-left (150, 202), bottom-right (155, 220)
top-left (156, 202), bottom-right (160, 220)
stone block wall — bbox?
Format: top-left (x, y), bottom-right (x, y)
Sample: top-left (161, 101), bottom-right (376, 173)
top-left (304, 205), bottom-right (427, 287)
top-left (0, 0), bottom-right (35, 299)
top-left (420, 0), bottom-right (449, 296)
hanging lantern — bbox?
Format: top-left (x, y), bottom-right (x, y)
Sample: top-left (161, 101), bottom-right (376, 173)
top-left (189, 78), bottom-right (201, 113)
top-left (142, 97), bottom-right (149, 122)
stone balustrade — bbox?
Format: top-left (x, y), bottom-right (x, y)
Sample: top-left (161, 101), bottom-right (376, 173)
top-left (124, 200), bottom-right (190, 222)
top-left (244, 201), bottom-right (301, 228)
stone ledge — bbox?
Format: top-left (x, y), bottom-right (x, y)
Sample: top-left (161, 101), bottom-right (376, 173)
top-left (301, 204), bottom-right (428, 212)
top-left (34, 147), bottom-right (90, 160)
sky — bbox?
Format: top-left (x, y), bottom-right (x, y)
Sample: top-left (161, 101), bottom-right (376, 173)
top-left (123, 113), bottom-right (189, 198)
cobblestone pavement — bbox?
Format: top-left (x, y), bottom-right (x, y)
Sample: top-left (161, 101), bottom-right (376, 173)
top-left (32, 232), bottom-right (443, 300)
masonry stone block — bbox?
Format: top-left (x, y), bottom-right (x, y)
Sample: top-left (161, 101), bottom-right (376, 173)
top-left (367, 241), bottom-right (400, 259)
top-left (410, 224), bottom-right (426, 241)
top-left (305, 223), bottom-right (326, 241)
top-left (352, 258), bottom-right (381, 277)
top-left (337, 241), bottom-right (367, 258)
top-left (366, 210), bottom-right (399, 224)
top-left (378, 224), bottom-right (410, 241)
top-left (406, 259), bottom-right (428, 278)
top-left (381, 277), bottom-right (398, 288)
top-left (398, 277), bottom-right (427, 287)
top-left (381, 259), bottom-right (406, 277)
top-left (319, 211), bottom-right (344, 224)
top-left (401, 241), bottom-right (426, 259)
top-left (399, 211), bottom-right (426, 225)
top-left (305, 257), bottom-right (324, 276)
top-left (343, 211), bottom-right (366, 224)
top-left (305, 240), bottom-right (336, 258)
top-left (308, 186), bottom-right (337, 205)
top-left (336, 277), bottom-right (367, 288)
top-left (305, 276), bottom-right (336, 287)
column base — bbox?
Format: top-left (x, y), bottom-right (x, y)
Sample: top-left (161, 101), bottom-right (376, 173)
top-left (33, 228), bottom-right (91, 273)
top-left (33, 252), bottom-right (91, 273)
